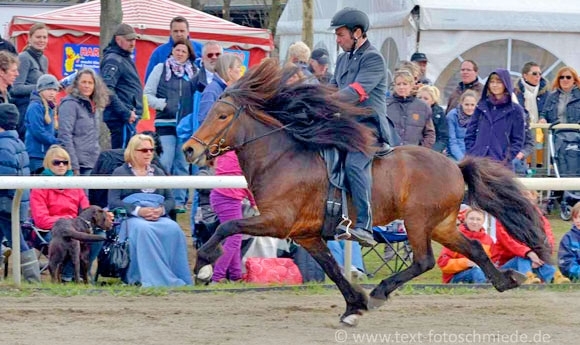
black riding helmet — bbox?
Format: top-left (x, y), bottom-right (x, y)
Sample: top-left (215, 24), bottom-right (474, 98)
top-left (329, 7), bottom-right (370, 33)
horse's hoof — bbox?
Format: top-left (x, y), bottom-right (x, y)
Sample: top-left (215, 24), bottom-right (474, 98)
top-left (367, 296), bottom-right (386, 310)
top-left (340, 314), bottom-right (360, 327)
top-left (196, 265), bottom-right (213, 282)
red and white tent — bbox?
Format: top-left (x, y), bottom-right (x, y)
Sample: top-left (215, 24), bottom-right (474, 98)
top-left (8, 0), bottom-right (273, 80)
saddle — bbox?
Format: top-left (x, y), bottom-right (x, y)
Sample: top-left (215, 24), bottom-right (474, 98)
top-left (320, 144), bottom-right (395, 240)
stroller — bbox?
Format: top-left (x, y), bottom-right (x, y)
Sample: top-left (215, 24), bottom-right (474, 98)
top-left (547, 123), bottom-right (580, 220)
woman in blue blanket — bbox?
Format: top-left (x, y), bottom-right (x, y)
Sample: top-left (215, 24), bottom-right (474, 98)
top-left (108, 133), bottom-right (192, 287)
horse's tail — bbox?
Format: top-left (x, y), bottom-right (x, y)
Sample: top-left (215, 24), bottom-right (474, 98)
top-left (458, 156), bottom-right (551, 263)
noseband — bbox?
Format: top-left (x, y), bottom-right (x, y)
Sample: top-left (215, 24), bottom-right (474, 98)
top-left (189, 99), bottom-right (295, 160)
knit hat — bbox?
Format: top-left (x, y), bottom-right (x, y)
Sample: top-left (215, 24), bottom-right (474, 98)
top-left (0, 103), bottom-right (20, 130)
top-left (114, 23), bottom-right (137, 40)
top-left (36, 74), bottom-right (60, 92)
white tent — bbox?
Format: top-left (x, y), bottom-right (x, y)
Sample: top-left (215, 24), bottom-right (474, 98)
top-left (277, 0), bottom-right (580, 103)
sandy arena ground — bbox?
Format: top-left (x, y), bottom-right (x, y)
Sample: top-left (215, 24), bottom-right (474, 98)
top-left (1, 288), bottom-right (578, 345)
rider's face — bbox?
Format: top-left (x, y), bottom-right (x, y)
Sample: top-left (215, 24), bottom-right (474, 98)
top-left (335, 27), bottom-right (355, 52)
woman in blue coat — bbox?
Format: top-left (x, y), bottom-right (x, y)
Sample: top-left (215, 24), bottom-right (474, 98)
top-left (446, 90), bottom-right (478, 161)
top-left (465, 68), bottom-right (525, 167)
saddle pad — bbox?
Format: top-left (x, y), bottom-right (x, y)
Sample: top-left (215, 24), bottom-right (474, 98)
top-left (243, 257), bottom-right (303, 285)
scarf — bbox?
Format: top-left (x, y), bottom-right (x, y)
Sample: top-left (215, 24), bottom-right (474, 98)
top-left (165, 56), bottom-right (195, 82)
top-left (457, 106), bottom-right (472, 128)
top-left (41, 168), bottom-right (74, 177)
top-left (488, 93), bottom-right (510, 106)
top-left (25, 47), bottom-right (46, 73)
top-left (523, 80), bottom-right (540, 123)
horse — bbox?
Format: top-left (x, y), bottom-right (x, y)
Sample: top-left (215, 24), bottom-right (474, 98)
top-left (182, 59), bottom-right (550, 326)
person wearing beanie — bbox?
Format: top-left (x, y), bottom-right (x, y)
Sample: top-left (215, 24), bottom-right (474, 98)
top-left (24, 73), bottom-right (60, 173)
top-left (308, 48), bottom-right (332, 84)
top-left (0, 103), bottom-right (41, 283)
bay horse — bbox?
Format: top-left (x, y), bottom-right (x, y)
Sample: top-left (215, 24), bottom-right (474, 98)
top-left (182, 59), bottom-right (550, 326)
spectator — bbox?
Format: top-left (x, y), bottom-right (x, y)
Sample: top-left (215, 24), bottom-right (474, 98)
top-left (281, 63), bottom-right (306, 86)
top-left (329, 7), bottom-right (394, 246)
top-left (492, 190), bottom-right (558, 284)
top-left (192, 41), bottom-right (223, 94)
top-left (437, 207), bottom-right (492, 284)
top-left (287, 41), bottom-right (317, 83)
top-left (24, 74), bottom-right (60, 173)
top-left (465, 68), bottom-right (525, 167)
top-left (0, 51), bottom-right (18, 104)
top-left (513, 62), bottom-right (550, 175)
top-left (197, 53), bottom-right (243, 124)
top-left (327, 240), bottom-right (366, 281)
top-left (58, 68), bottom-right (109, 176)
top-left (210, 150), bottom-right (257, 284)
top-left (0, 34), bottom-right (17, 55)
top-left (144, 39), bottom-right (197, 212)
top-left (539, 66), bottom-right (580, 124)
top-left (30, 145), bottom-right (107, 282)
top-left (417, 85), bottom-right (448, 153)
top-left (308, 48), bottom-right (332, 84)
top-left (395, 60), bottom-right (422, 95)
top-left (387, 69), bottom-right (435, 147)
top-left (0, 103), bottom-right (40, 283)
top-left (446, 60), bottom-right (484, 114)
top-left (11, 23), bottom-right (49, 140)
top-left (558, 202), bottom-right (580, 281)
top-left (446, 90), bottom-right (478, 161)
top-left (108, 134), bottom-right (192, 287)
top-left (101, 23), bottom-right (142, 149)
top-left (410, 52), bottom-right (432, 85)
top-left (144, 16), bottom-right (202, 82)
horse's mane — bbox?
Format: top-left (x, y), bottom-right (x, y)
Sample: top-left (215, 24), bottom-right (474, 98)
top-left (224, 59), bottom-right (374, 154)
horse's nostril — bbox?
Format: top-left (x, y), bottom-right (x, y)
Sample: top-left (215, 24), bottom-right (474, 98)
top-left (184, 147), bottom-right (193, 154)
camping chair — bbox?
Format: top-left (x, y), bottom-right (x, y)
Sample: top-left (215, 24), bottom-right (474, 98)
top-left (362, 221), bottom-right (413, 278)
top-left (21, 220), bottom-right (51, 273)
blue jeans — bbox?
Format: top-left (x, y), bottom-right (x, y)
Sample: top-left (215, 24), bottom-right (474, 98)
top-left (450, 267), bottom-right (486, 283)
top-left (0, 217), bottom-right (30, 252)
top-left (327, 240), bottom-right (365, 273)
top-left (501, 256), bottom-right (556, 283)
top-left (159, 135), bottom-right (189, 206)
top-left (512, 158), bottom-right (527, 176)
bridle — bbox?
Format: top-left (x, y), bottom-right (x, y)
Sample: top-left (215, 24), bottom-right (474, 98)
top-left (189, 99), bottom-right (294, 159)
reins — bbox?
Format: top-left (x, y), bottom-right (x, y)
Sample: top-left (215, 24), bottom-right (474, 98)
top-left (190, 99), bottom-right (294, 159)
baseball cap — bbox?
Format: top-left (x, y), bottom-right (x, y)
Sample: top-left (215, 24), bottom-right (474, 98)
top-left (411, 52), bottom-right (428, 62)
top-left (114, 23), bottom-right (137, 40)
top-left (311, 48), bottom-right (329, 65)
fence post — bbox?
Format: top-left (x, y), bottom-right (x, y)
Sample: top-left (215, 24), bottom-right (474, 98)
top-left (11, 189), bottom-right (23, 286)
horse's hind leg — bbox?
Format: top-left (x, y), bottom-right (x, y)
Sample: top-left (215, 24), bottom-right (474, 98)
top-left (431, 218), bottom-right (525, 292)
top-left (295, 237), bottom-right (368, 326)
top-left (368, 217), bottom-right (440, 309)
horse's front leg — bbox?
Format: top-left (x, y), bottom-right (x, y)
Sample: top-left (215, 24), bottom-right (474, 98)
top-left (295, 237), bottom-right (368, 327)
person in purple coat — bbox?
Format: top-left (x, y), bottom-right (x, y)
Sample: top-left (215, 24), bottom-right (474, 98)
top-left (464, 68), bottom-right (525, 168)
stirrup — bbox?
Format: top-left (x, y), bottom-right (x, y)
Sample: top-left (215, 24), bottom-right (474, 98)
top-left (335, 216), bottom-right (352, 241)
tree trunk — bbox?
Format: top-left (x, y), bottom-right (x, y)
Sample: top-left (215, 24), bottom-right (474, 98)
top-left (302, 0), bottom-right (313, 48)
top-left (222, 0), bottom-right (232, 22)
top-left (268, 0), bottom-right (282, 40)
top-left (100, 0), bottom-right (123, 61)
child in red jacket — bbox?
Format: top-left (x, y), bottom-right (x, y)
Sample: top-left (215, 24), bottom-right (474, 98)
top-left (437, 207), bottom-right (493, 283)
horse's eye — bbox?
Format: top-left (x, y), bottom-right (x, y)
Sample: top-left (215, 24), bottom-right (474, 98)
top-left (218, 114), bottom-right (228, 120)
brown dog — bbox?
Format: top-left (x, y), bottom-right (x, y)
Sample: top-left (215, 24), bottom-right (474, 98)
top-left (48, 206), bottom-right (113, 283)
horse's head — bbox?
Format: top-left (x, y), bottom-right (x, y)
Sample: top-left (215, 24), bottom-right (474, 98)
top-left (182, 96), bottom-right (244, 166)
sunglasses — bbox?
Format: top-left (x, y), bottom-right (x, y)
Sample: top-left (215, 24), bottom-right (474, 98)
top-left (529, 72), bottom-right (542, 76)
top-left (135, 148), bottom-right (155, 153)
top-left (52, 159), bottom-right (69, 166)
top-left (206, 53), bottom-right (221, 58)
top-left (560, 75), bottom-right (573, 80)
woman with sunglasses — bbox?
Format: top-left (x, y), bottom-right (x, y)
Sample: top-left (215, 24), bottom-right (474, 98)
top-left (30, 145), bottom-right (104, 282)
top-left (58, 68), bottom-right (109, 176)
top-left (540, 66), bottom-right (580, 124)
top-left (108, 134), bottom-right (192, 287)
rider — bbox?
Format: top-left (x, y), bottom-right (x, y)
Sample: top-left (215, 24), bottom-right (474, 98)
top-left (329, 8), bottom-right (393, 247)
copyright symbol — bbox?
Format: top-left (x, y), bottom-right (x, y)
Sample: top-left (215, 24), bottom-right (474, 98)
top-left (335, 329), bottom-right (348, 343)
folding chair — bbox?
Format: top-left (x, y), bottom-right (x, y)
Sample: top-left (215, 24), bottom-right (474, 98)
top-left (363, 221), bottom-right (413, 278)
top-left (21, 221), bottom-right (51, 273)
